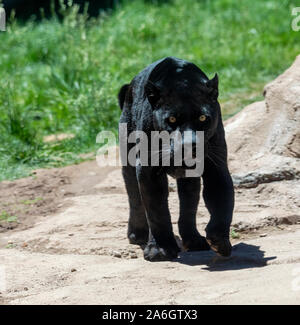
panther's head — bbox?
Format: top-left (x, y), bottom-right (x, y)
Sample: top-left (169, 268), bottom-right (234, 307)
top-left (144, 57), bottom-right (220, 177)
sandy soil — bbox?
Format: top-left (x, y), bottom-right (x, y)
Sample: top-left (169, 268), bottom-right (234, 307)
top-left (0, 156), bottom-right (299, 305)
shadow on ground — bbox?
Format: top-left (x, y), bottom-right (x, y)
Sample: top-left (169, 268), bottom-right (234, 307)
top-left (176, 242), bottom-right (277, 271)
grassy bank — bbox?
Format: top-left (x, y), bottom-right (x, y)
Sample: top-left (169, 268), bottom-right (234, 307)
top-left (0, 0), bottom-right (299, 181)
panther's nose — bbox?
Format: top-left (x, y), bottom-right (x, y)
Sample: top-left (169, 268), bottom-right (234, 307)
top-left (181, 128), bottom-right (197, 161)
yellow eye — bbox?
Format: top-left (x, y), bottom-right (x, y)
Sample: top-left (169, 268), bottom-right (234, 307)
top-left (169, 116), bottom-right (176, 123)
top-left (199, 115), bottom-right (206, 122)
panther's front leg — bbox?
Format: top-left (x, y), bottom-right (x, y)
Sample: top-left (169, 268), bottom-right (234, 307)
top-left (202, 158), bottom-right (234, 257)
top-left (177, 177), bottom-right (210, 252)
top-left (136, 166), bottom-right (180, 261)
top-left (122, 166), bottom-right (149, 246)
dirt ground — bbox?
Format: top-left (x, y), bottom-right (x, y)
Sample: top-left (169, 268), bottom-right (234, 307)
top-left (0, 156), bottom-right (299, 305)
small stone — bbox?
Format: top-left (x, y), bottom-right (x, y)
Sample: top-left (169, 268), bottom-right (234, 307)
top-left (71, 268), bottom-right (77, 272)
top-left (259, 233), bottom-right (267, 237)
top-left (8, 240), bottom-right (13, 245)
top-left (24, 287), bottom-right (28, 291)
top-left (168, 183), bottom-right (176, 192)
top-left (112, 251), bottom-right (122, 258)
top-left (280, 215), bottom-right (300, 225)
top-left (22, 242), bottom-right (28, 248)
top-left (68, 233), bottom-right (74, 237)
top-left (130, 253), bottom-right (138, 259)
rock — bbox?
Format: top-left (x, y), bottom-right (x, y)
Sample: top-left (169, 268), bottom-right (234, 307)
top-left (168, 182), bottom-right (176, 192)
top-left (224, 56), bottom-right (300, 224)
top-left (130, 253), bottom-right (138, 259)
top-left (225, 55), bottom-right (300, 177)
top-left (232, 169), bottom-right (299, 188)
top-left (112, 251), bottom-right (122, 258)
top-left (278, 215), bottom-right (300, 225)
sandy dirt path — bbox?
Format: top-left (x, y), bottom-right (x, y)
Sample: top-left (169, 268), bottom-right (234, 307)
top-left (0, 160), bottom-right (299, 305)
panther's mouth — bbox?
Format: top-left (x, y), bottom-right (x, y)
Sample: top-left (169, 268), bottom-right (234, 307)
top-left (165, 166), bottom-right (186, 179)
top-left (165, 164), bottom-right (203, 179)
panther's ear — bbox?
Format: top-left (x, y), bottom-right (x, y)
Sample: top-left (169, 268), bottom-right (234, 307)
top-left (118, 84), bottom-right (130, 110)
top-left (206, 73), bottom-right (219, 98)
top-left (144, 81), bottom-right (160, 108)
top-left (207, 73), bottom-right (218, 89)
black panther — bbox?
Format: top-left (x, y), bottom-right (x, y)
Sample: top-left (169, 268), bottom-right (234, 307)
top-left (118, 57), bottom-right (234, 261)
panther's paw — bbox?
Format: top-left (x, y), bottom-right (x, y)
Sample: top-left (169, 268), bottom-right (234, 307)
top-left (143, 241), bottom-right (180, 262)
top-left (128, 229), bottom-right (148, 246)
top-left (182, 234), bottom-right (210, 252)
top-left (206, 235), bottom-right (232, 257)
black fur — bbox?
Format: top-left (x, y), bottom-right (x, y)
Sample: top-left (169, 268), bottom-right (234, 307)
top-left (118, 57), bottom-right (234, 261)
top-left (118, 84), bottom-right (130, 110)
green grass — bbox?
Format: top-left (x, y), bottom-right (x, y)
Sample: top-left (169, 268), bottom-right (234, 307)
top-left (0, 0), bottom-right (299, 181)
top-left (230, 228), bottom-right (240, 239)
top-left (0, 211), bottom-right (18, 223)
top-left (20, 197), bottom-right (43, 205)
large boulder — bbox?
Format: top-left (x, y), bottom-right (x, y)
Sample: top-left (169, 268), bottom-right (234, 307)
top-left (225, 55), bottom-right (300, 189)
top-left (222, 56), bottom-right (300, 228)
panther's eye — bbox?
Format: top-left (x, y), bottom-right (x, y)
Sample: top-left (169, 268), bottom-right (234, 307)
top-left (169, 116), bottom-right (176, 123)
top-left (199, 115), bottom-right (207, 122)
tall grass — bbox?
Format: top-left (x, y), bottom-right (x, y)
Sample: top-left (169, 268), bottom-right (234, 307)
top-left (0, 0), bottom-right (299, 180)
